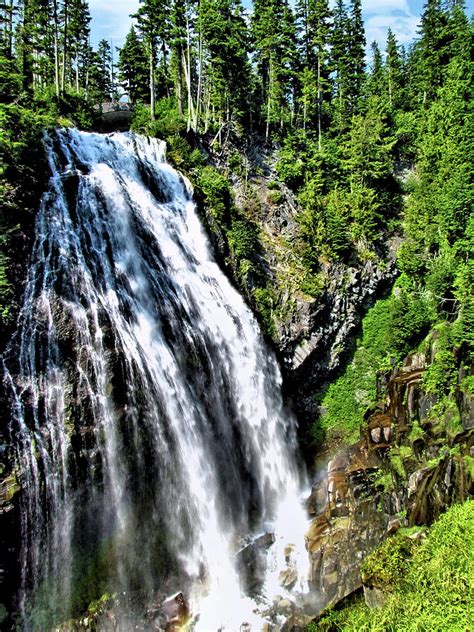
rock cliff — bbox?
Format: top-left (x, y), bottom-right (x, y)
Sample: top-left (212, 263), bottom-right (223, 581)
top-left (304, 344), bottom-right (473, 617)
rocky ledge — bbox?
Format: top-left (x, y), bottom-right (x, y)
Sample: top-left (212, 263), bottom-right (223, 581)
top-left (304, 346), bottom-right (473, 618)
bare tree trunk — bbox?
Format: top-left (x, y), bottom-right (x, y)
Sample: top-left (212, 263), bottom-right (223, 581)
top-left (265, 61), bottom-right (272, 142)
top-left (183, 50), bottom-right (194, 130)
top-left (161, 39), bottom-right (169, 97)
top-left (150, 42), bottom-right (156, 122)
top-left (194, 29), bottom-right (203, 132)
top-left (176, 46), bottom-right (183, 117)
top-left (53, 0), bottom-right (60, 97)
top-left (317, 55), bottom-right (322, 152)
top-left (185, 13), bottom-right (193, 130)
top-left (61, 0), bottom-right (68, 92)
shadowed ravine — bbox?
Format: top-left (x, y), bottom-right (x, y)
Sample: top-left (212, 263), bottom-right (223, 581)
top-left (3, 130), bottom-right (310, 630)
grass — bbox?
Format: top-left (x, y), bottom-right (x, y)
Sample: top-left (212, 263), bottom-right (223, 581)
top-left (307, 500), bottom-right (474, 631)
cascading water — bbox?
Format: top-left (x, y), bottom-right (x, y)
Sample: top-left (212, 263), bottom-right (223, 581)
top-left (3, 129), bottom-right (310, 630)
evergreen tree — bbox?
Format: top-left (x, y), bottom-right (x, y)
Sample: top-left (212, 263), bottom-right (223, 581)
top-left (133, 0), bottom-right (172, 120)
top-left (67, 0), bottom-right (90, 92)
top-left (347, 0), bottom-right (366, 113)
top-left (412, 0), bottom-right (448, 105)
top-left (251, 0), bottom-right (297, 139)
top-left (96, 39), bottom-right (112, 100)
top-left (367, 41), bottom-right (384, 100)
top-left (296, 0), bottom-right (332, 147)
top-left (330, 0), bottom-right (351, 131)
top-left (118, 25), bottom-right (149, 104)
top-left (169, 0), bottom-right (187, 117)
top-left (386, 28), bottom-right (403, 109)
top-left (198, 0), bottom-right (251, 133)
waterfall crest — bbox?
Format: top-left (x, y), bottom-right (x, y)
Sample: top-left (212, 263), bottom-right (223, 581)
top-left (4, 130), bottom-right (309, 630)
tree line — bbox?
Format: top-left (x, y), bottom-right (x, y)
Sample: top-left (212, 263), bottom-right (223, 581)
top-left (1, 0), bottom-right (115, 103)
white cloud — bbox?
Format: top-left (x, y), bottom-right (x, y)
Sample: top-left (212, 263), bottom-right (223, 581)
top-left (365, 13), bottom-right (420, 48)
top-left (362, 0), bottom-right (411, 14)
top-left (88, 0), bottom-right (140, 48)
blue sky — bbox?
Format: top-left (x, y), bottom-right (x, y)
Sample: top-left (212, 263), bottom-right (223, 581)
top-left (88, 0), bottom-right (474, 53)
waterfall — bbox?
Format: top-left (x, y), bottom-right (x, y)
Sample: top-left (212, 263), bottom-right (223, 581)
top-left (3, 130), bottom-right (310, 630)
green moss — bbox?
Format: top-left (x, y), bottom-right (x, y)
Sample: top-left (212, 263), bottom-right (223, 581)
top-left (373, 471), bottom-right (394, 493)
top-left (408, 419), bottom-right (425, 444)
top-left (398, 445), bottom-right (413, 459)
top-left (463, 455), bottom-right (474, 481)
top-left (389, 449), bottom-right (406, 479)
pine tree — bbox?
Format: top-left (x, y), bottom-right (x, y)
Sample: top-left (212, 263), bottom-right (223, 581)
top-left (330, 0), bottom-right (350, 132)
top-left (118, 25), bottom-right (149, 104)
top-left (367, 41), bottom-right (384, 100)
top-left (198, 0), bottom-right (251, 134)
top-left (413, 0), bottom-right (448, 105)
top-left (170, 0), bottom-right (187, 117)
top-left (96, 39), bottom-right (112, 100)
top-left (347, 0), bottom-right (365, 113)
top-left (296, 0), bottom-right (332, 147)
top-left (386, 28), bottom-right (403, 109)
top-left (67, 0), bottom-right (90, 92)
top-left (133, 0), bottom-right (172, 120)
top-left (251, 0), bottom-right (297, 140)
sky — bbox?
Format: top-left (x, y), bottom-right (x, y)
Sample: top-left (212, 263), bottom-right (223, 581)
top-left (88, 0), bottom-right (474, 54)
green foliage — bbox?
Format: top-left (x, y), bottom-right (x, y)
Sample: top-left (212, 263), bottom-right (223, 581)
top-left (423, 328), bottom-right (457, 396)
top-left (310, 500), bottom-right (474, 631)
top-left (195, 166), bottom-right (233, 225)
top-left (360, 532), bottom-right (418, 590)
top-left (373, 471), bottom-right (394, 493)
top-left (228, 219), bottom-right (260, 260)
top-left (150, 97), bottom-right (186, 137)
top-left (389, 448), bottom-right (407, 479)
top-left (267, 189), bottom-right (282, 205)
top-left (0, 102), bottom-right (56, 335)
top-left (312, 297), bottom-right (393, 445)
top-left (386, 277), bottom-right (433, 357)
top-left (252, 287), bottom-right (276, 337)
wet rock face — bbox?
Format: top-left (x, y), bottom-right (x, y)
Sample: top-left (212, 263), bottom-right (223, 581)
top-left (237, 532), bottom-right (276, 594)
top-left (305, 442), bottom-right (387, 610)
top-left (284, 260), bottom-right (396, 385)
top-left (304, 350), bottom-right (474, 616)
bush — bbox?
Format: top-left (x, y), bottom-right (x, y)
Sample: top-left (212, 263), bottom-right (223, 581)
top-left (196, 166), bottom-right (233, 226)
top-left (228, 219), bottom-right (260, 259)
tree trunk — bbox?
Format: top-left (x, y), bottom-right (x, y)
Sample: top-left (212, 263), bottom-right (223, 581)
top-left (194, 26), bottom-right (203, 131)
top-left (150, 42), bottom-right (156, 122)
top-left (185, 13), bottom-right (193, 130)
top-left (265, 61), bottom-right (272, 142)
top-left (317, 55), bottom-right (322, 152)
top-left (176, 44), bottom-right (183, 117)
top-left (61, 0), bottom-right (68, 93)
top-left (53, 0), bottom-right (60, 97)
